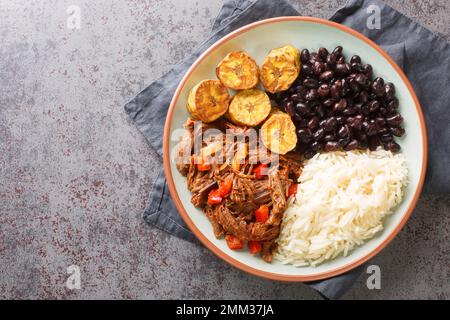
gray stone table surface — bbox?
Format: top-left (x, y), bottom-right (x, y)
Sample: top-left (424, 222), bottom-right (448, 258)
top-left (0, 0), bottom-right (449, 299)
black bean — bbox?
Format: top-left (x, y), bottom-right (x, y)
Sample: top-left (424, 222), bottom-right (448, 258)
top-left (375, 117), bottom-right (386, 127)
top-left (355, 73), bottom-right (367, 85)
top-left (296, 117), bottom-right (308, 127)
top-left (316, 104), bottom-right (326, 118)
top-left (285, 101), bottom-right (295, 117)
top-left (352, 115), bottom-right (364, 130)
top-left (335, 63), bottom-right (350, 75)
top-left (378, 127), bottom-right (389, 135)
top-left (324, 141), bottom-right (340, 152)
top-left (379, 107), bottom-right (388, 115)
top-left (323, 98), bottom-right (335, 107)
top-left (305, 89), bottom-right (318, 101)
top-left (339, 137), bottom-right (351, 148)
top-left (317, 84), bottom-right (330, 98)
top-left (332, 98), bottom-right (347, 113)
top-left (313, 61), bottom-right (326, 75)
top-left (308, 116), bottom-right (320, 130)
top-left (350, 55), bottom-right (361, 64)
top-left (355, 129), bottom-right (368, 139)
top-left (358, 90), bottom-right (369, 104)
top-left (303, 78), bottom-right (319, 89)
top-left (349, 78), bottom-right (360, 92)
top-left (311, 141), bottom-right (323, 152)
top-left (371, 77), bottom-right (385, 97)
top-left (295, 84), bottom-right (306, 94)
top-left (303, 148), bottom-right (316, 159)
top-left (380, 134), bottom-right (393, 143)
top-left (384, 82), bottom-right (396, 100)
top-left (301, 49), bottom-right (310, 63)
top-left (336, 116), bottom-right (347, 125)
top-left (344, 139), bottom-right (359, 151)
top-left (323, 134), bottom-right (336, 142)
top-left (363, 64), bottom-right (373, 77)
top-left (295, 102), bottom-right (310, 115)
top-left (326, 53), bottom-right (337, 66)
top-left (351, 63), bottom-right (364, 73)
top-left (386, 114), bottom-right (403, 127)
top-left (366, 121), bottom-right (378, 136)
top-left (360, 104), bottom-right (370, 116)
top-left (330, 87), bottom-right (341, 101)
top-left (358, 140), bottom-right (368, 149)
top-left (324, 117), bottom-right (338, 132)
top-left (338, 124), bottom-right (351, 138)
top-left (386, 141), bottom-right (401, 153)
top-left (388, 98), bottom-right (399, 110)
top-left (390, 126), bottom-right (405, 137)
top-left (337, 56), bottom-right (345, 64)
top-left (342, 107), bottom-right (357, 116)
top-left (368, 136), bottom-right (380, 151)
top-left (332, 46), bottom-right (343, 56)
top-left (291, 93), bottom-right (304, 102)
top-left (320, 70), bottom-right (334, 82)
top-left (318, 47), bottom-right (329, 59)
top-left (368, 100), bottom-right (380, 113)
top-left (313, 128), bottom-right (325, 141)
top-left (353, 102), bottom-right (363, 112)
top-left (309, 52), bottom-right (320, 64)
top-left (297, 128), bottom-right (312, 143)
top-left (302, 64), bottom-right (314, 76)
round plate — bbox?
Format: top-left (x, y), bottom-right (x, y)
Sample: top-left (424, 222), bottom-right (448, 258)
top-left (163, 17), bottom-right (427, 281)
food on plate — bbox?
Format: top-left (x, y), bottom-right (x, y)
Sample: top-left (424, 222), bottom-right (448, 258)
top-left (174, 118), bottom-right (303, 262)
top-left (270, 46), bottom-right (405, 160)
top-left (260, 109), bottom-right (297, 155)
top-left (216, 51), bottom-right (260, 90)
top-left (187, 79), bottom-right (231, 123)
top-left (227, 89), bottom-right (271, 126)
top-left (275, 149), bottom-right (408, 266)
top-left (260, 44), bottom-right (301, 93)
top-left (177, 46), bottom-right (408, 265)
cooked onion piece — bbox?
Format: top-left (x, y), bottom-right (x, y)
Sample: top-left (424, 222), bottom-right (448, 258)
top-left (187, 80), bottom-right (230, 123)
top-left (260, 44), bottom-right (301, 93)
top-left (227, 89), bottom-right (271, 127)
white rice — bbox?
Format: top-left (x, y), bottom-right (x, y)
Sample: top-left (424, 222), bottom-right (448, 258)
top-left (275, 148), bottom-right (408, 267)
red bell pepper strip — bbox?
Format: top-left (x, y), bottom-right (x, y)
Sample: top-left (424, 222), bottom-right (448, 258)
top-left (254, 205), bottom-right (269, 223)
top-left (225, 235), bottom-right (244, 250)
top-left (207, 189), bottom-right (222, 206)
top-left (253, 163), bottom-right (268, 179)
top-left (288, 183), bottom-right (298, 198)
top-left (197, 163), bottom-right (211, 171)
top-left (218, 178), bottom-right (233, 197)
top-left (248, 241), bottom-right (262, 254)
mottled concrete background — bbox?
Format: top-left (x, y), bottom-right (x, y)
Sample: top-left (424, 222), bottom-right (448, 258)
top-left (0, 0), bottom-right (449, 300)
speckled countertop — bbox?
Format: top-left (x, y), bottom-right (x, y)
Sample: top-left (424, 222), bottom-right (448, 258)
top-left (0, 0), bottom-right (449, 299)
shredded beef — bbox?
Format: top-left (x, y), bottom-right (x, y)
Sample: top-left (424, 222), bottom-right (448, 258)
top-left (174, 118), bottom-right (303, 262)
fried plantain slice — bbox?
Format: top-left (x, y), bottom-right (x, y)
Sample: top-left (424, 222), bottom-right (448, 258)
top-left (227, 89), bottom-right (271, 127)
top-left (260, 44), bottom-right (301, 94)
top-left (187, 80), bottom-right (230, 123)
top-left (260, 108), bottom-right (297, 155)
top-left (216, 51), bottom-right (259, 90)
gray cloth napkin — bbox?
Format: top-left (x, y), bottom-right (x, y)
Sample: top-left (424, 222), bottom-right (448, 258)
top-left (124, 0), bottom-right (450, 299)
